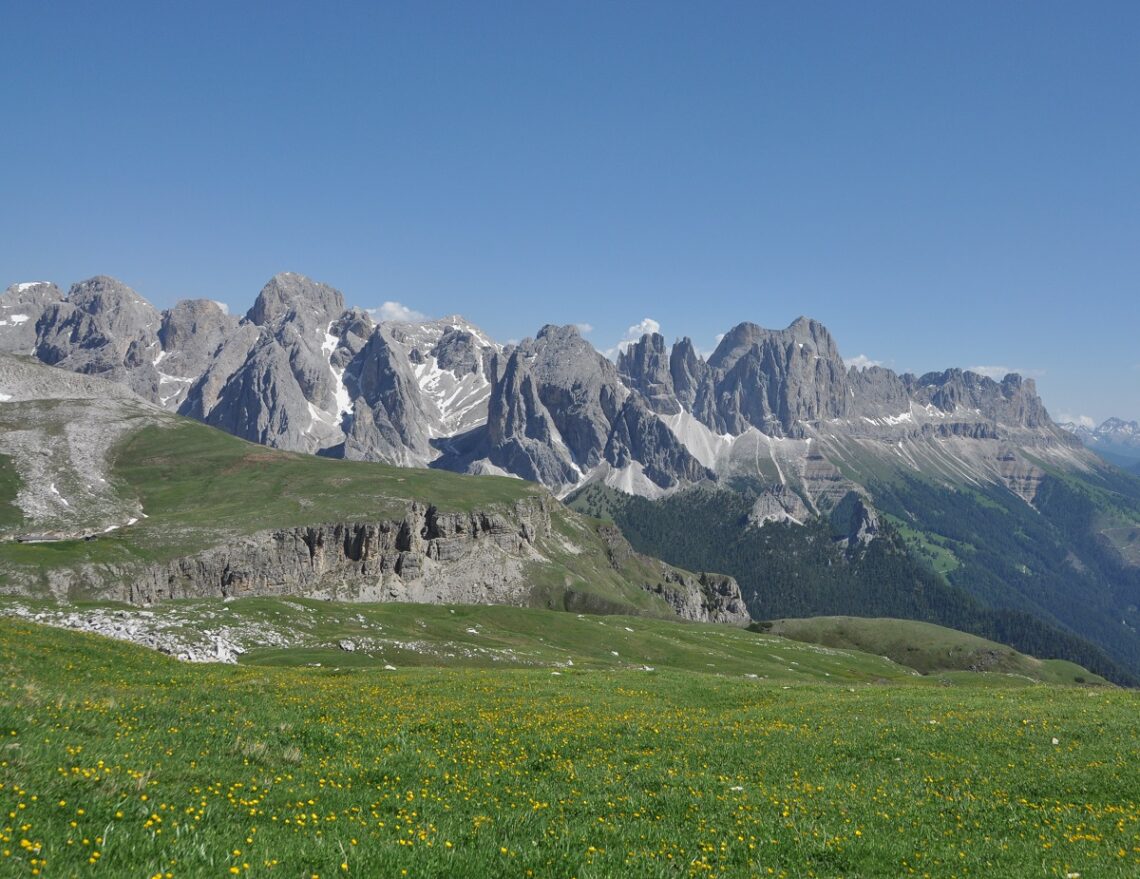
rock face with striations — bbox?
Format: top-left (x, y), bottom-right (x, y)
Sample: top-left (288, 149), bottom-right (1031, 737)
top-left (479, 348), bottom-right (581, 486)
top-left (604, 395), bottom-right (713, 487)
top-left (521, 324), bottom-right (627, 470)
top-left (906, 370), bottom-right (1052, 430)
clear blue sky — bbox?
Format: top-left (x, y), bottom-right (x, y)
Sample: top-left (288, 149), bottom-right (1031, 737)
top-left (2, 1), bottom-right (1137, 423)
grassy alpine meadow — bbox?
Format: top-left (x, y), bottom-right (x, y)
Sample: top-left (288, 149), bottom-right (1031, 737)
top-left (1, 618), bottom-right (1139, 879)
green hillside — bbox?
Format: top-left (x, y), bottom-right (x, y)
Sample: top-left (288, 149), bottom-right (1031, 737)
top-left (567, 480), bottom-right (1140, 685)
top-left (1, 616), bottom-right (1136, 879)
top-left (760, 616), bottom-right (1105, 685)
top-left (6, 596), bottom-right (1103, 684)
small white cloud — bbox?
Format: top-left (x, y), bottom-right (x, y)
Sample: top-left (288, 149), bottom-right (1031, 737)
top-left (604, 317), bottom-right (661, 359)
top-left (848, 354), bottom-right (882, 371)
top-left (967, 365), bottom-right (1046, 380)
top-left (573, 322), bottom-right (594, 335)
top-left (626, 317), bottom-right (660, 338)
top-left (368, 301), bottom-right (428, 323)
top-left (1058, 413), bottom-right (1096, 429)
top-left (209, 300), bottom-right (230, 315)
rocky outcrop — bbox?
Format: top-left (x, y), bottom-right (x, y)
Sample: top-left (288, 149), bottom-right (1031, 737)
top-left (522, 324), bottom-right (627, 470)
top-left (748, 484), bottom-right (810, 526)
top-left (847, 364), bottom-right (912, 417)
top-left (246, 271), bottom-right (345, 329)
top-left (180, 323), bottom-right (263, 418)
top-left (2, 604), bottom-right (252, 663)
top-left (156, 300), bottom-right (239, 407)
top-left (205, 334), bottom-right (316, 450)
top-left (669, 337), bottom-right (719, 427)
top-left (650, 569), bottom-right (752, 625)
top-left (17, 493), bottom-right (744, 625)
top-left (906, 370), bottom-right (1053, 430)
top-left (432, 326), bottom-right (482, 375)
top-left (472, 326), bottom-right (710, 492)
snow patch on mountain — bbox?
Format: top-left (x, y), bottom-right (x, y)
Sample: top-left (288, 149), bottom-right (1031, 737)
top-left (323, 323), bottom-right (353, 421)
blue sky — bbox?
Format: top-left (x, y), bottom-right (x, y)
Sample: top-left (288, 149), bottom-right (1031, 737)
top-left (2, 1), bottom-right (1137, 423)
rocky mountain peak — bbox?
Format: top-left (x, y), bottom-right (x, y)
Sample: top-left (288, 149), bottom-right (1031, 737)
top-left (694, 318), bottom-right (850, 435)
top-left (909, 369), bottom-right (1052, 430)
top-left (533, 323), bottom-right (585, 346)
top-left (247, 272), bottom-right (346, 329)
top-left (66, 276), bottom-right (161, 335)
top-left (4, 281), bottom-right (59, 297)
top-left (1100, 417), bottom-right (1139, 436)
top-left (432, 327), bottom-right (483, 375)
top-left (159, 299), bottom-right (236, 349)
top-left (20, 276), bottom-right (163, 401)
top-left (617, 332), bottom-right (680, 415)
top-left (787, 315), bottom-right (840, 352)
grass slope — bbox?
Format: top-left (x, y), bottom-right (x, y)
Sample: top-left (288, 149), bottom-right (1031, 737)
top-left (115, 421), bottom-right (546, 560)
top-left (760, 616), bottom-right (1105, 685)
top-left (2, 617), bottom-right (1137, 878)
top-left (0, 454), bottom-right (21, 529)
top-left (4, 596), bottom-right (1103, 686)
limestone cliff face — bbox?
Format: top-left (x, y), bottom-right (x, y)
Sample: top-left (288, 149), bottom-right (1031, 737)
top-left (24, 495), bottom-right (744, 624)
top-left (99, 498), bottom-right (554, 605)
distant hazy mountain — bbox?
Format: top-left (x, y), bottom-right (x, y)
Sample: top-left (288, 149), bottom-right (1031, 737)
top-left (1060, 417), bottom-right (1140, 467)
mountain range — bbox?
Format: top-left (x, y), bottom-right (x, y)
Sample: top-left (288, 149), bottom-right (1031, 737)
top-left (4, 272), bottom-right (1140, 683)
top-left (0, 273), bottom-right (1089, 505)
top-left (1059, 417), bottom-right (1140, 469)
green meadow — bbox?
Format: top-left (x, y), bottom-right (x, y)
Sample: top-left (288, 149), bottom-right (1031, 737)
top-left (2, 614), bottom-right (1138, 878)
